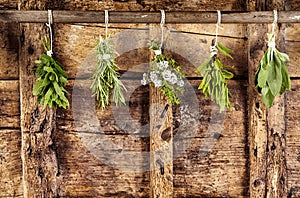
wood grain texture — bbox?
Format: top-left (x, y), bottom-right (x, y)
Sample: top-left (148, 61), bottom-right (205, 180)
top-left (247, 23), bottom-right (268, 198)
top-left (172, 80), bottom-right (249, 197)
top-left (0, 80), bottom-right (20, 128)
top-left (2, 10), bottom-right (300, 23)
top-left (0, 22), bottom-right (19, 80)
top-left (0, 129), bottom-right (23, 197)
top-left (17, 0), bottom-right (245, 11)
top-left (54, 79), bottom-right (151, 197)
top-left (286, 80), bottom-right (300, 198)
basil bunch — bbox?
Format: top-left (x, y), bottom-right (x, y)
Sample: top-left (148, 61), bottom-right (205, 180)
top-left (33, 37), bottom-right (69, 109)
top-left (197, 42), bottom-right (234, 112)
top-left (255, 33), bottom-right (291, 108)
top-left (90, 36), bottom-right (126, 109)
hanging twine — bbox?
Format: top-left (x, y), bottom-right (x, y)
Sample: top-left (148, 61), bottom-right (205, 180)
top-left (45, 10), bottom-right (53, 57)
top-left (105, 10), bottom-right (109, 39)
top-left (268, 10), bottom-right (278, 48)
top-left (211, 10), bottom-right (221, 56)
top-left (160, 10), bottom-right (165, 50)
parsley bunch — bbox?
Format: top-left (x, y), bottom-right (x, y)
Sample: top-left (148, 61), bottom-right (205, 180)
top-left (197, 41), bottom-right (234, 112)
top-left (32, 37), bottom-right (69, 109)
top-left (255, 33), bottom-right (291, 108)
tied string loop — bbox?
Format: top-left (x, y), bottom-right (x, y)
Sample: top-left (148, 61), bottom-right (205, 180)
top-left (272, 10), bottom-right (278, 35)
top-left (211, 10), bottom-right (222, 56)
top-left (160, 10), bottom-right (165, 50)
top-left (105, 10), bottom-right (109, 39)
top-left (46, 10), bottom-right (53, 57)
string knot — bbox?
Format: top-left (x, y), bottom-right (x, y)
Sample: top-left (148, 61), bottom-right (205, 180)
top-left (268, 41), bottom-right (276, 48)
top-left (210, 45), bottom-right (218, 56)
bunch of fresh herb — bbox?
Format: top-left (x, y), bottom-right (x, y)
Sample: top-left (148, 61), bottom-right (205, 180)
top-left (90, 36), bottom-right (126, 109)
top-left (196, 40), bottom-right (234, 112)
top-left (32, 36), bottom-right (69, 109)
top-left (255, 33), bottom-right (291, 108)
top-left (141, 40), bottom-right (185, 105)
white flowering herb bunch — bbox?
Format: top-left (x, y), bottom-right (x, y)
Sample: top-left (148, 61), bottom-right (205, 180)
top-left (141, 40), bottom-right (185, 104)
top-left (90, 36), bottom-right (126, 110)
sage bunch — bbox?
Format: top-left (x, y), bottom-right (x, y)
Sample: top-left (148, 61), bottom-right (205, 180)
top-left (90, 36), bottom-right (126, 109)
top-left (33, 37), bottom-right (69, 109)
top-left (255, 33), bottom-right (291, 108)
top-left (197, 41), bottom-right (234, 112)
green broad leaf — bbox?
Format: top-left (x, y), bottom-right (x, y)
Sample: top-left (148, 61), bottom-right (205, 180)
top-left (257, 66), bottom-right (268, 88)
top-left (267, 58), bottom-right (282, 96)
top-left (277, 51), bottom-right (290, 62)
top-left (261, 87), bottom-right (275, 108)
top-left (217, 42), bottom-right (233, 59)
top-left (32, 79), bottom-right (44, 96)
top-left (222, 70), bottom-right (234, 79)
top-left (280, 60), bottom-right (291, 94)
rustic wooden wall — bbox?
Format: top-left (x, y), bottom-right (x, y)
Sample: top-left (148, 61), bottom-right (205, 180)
top-left (0, 0), bottom-right (300, 197)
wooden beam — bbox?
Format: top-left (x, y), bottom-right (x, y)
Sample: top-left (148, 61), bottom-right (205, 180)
top-left (19, 1), bottom-right (61, 197)
top-left (149, 27), bottom-right (173, 197)
top-left (1, 10), bottom-right (300, 23)
top-left (149, 87), bottom-right (173, 198)
top-left (247, 0), bottom-right (288, 197)
top-left (247, 23), bottom-right (268, 197)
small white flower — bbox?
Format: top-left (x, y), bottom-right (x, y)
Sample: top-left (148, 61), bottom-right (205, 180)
top-left (153, 79), bottom-right (163, 87)
top-left (150, 71), bottom-right (158, 82)
top-left (154, 50), bottom-right (162, 55)
top-left (102, 54), bottom-right (111, 60)
top-left (158, 61), bottom-right (169, 69)
top-left (162, 70), bottom-right (172, 81)
top-left (141, 79), bottom-right (147, 85)
top-left (169, 73), bottom-right (178, 84)
top-left (177, 79), bottom-right (184, 87)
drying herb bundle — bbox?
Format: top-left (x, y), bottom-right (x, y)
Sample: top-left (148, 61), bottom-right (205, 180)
top-left (141, 40), bottom-right (185, 104)
top-left (90, 36), bottom-right (126, 109)
top-left (33, 37), bottom-right (69, 109)
top-left (255, 33), bottom-right (291, 108)
top-left (196, 40), bottom-right (234, 112)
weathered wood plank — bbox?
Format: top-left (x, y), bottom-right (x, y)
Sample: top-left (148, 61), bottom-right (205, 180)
top-left (0, 80), bottom-right (20, 128)
top-left (265, 3), bottom-right (288, 195)
top-left (0, 22), bottom-right (19, 80)
top-left (286, 80), bottom-right (300, 198)
top-left (17, 0), bottom-right (245, 11)
top-left (0, 129), bottom-right (23, 197)
top-left (0, 0), bottom-right (18, 9)
top-left (247, 23), bottom-right (268, 197)
top-left (149, 81), bottom-right (173, 197)
top-left (19, 21), bottom-right (60, 197)
top-left (2, 10), bottom-right (300, 23)
top-left (173, 80), bottom-right (249, 197)
top-left (38, 129), bottom-right (150, 197)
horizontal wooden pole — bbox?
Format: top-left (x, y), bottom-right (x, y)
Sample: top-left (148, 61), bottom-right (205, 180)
top-left (0, 10), bottom-right (300, 24)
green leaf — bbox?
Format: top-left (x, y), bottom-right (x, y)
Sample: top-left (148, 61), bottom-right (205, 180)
top-left (196, 57), bottom-right (211, 73)
top-left (257, 66), bottom-right (268, 88)
top-left (33, 79), bottom-right (44, 96)
top-left (261, 87), bottom-right (275, 108)
top-left (217, 42), bottom-right (233, 59)
top-left (222, 70), bottom-right (234, 79)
